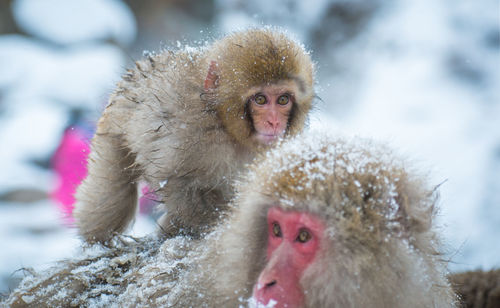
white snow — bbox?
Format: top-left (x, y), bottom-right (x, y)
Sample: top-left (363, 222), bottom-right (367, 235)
top-left (12, 0), bottom-right (136, 46)
top-left (0, 102), bottom-right (66, 191)
top-left (0, 35), bottom-right (126, 109)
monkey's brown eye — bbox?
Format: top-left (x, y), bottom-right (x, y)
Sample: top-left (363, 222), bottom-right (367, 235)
top-left (277, 94), bottom-right (289, 105)
top-left (254, 94), bottom-right (267, 105)
top-left (272, 223), bottom-right (282, 237)
top-left (297, 229), bottom-right (311, 243)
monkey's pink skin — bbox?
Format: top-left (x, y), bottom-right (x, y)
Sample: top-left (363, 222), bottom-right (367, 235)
top-left (253, 206), bottom-right (325, 308)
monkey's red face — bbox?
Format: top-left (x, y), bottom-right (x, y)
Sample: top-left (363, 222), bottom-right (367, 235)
top-left (248, 87), bottom-right (293, 145)
top-left (252, 207), bottom-right (325, 308)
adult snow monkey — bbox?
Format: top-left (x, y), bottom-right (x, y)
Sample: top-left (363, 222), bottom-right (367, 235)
top-left (6, 135), bottom-right (457, 307)
top-left (206, 135), bottom-right (457, 308)
top-left (74, 28), bottom-right (315, 243)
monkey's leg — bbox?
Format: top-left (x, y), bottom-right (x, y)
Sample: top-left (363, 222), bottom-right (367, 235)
top-left (74, 122), bottom-right (139, 244)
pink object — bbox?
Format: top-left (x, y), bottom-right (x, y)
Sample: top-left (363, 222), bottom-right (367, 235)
top-left (51, 125), bottom-right (157, 224)
top-left (139, 184), bottom-right (159, 214)
top-left (51, 127), bottom-right (90, 223)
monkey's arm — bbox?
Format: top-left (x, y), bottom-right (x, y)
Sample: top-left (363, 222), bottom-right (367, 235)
top-left (74, 101), bottom-right (140, 244)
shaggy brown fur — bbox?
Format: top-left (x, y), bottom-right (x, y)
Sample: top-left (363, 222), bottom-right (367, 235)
top-left (74, 28), bottom-right (315, 243)
top-left (450, 269), bottom-right (500, 308)
top-left (4, 135), bottom-right (456, 307)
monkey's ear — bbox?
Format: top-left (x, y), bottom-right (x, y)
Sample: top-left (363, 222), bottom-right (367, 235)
top-left (204, 61), bottom-right (220, 91)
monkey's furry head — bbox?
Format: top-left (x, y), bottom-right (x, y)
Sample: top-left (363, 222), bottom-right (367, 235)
top-left (207, 28), bottom-right (315, 148)
top-left (228, 133), bottom-right (454, 307)
top-left (242, 133), bottom-right (434, 228)
top-left (241, 133), bottom-right (437, 244)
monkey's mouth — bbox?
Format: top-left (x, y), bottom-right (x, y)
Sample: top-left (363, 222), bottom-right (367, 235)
top-left (255, 132), bottom-right (283, 144)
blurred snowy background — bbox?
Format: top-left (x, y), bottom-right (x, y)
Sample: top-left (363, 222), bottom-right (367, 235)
top-left (0, 0), bottom-right (498, 296)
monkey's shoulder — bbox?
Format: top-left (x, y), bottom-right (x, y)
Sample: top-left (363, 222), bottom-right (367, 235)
top-left (126, 48), bottom-right (205, 81)
top-left (107, 48), bottom-right (207, 109)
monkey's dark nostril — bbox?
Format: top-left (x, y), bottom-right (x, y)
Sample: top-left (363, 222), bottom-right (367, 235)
top-left (265, 280), bottom-right (277, 288)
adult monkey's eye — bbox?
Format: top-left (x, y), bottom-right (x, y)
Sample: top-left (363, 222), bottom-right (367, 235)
top-left (254, 94), bottom-right (267, 105)
top-left (272, 222), bottom-right (282, 237)
top-left (277, 94), bottom-right (289, 105)
top-left (297, 229), bottom-right (311, 243)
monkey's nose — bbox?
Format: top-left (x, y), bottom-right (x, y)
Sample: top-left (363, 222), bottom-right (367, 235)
top-left (267, 119), bottom-right (280, 130)
top-left (256, 277), bottom-right (278, 292)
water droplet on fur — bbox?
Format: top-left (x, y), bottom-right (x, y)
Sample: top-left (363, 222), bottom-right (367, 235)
top-left (160, 179), bottom-right (168, 188)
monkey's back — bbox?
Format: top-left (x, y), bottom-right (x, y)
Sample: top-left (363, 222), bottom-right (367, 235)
top-left (3, 236), bottom-right (201, 307)
top-left (97, 48), bottom-right (249, 236)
